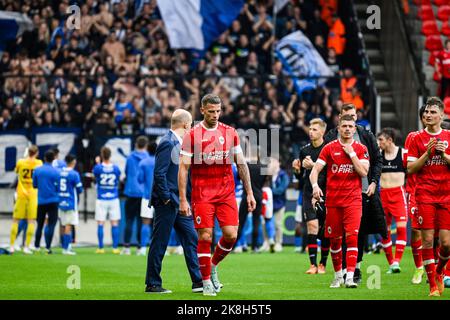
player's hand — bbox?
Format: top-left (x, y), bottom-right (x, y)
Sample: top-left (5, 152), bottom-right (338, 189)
top-left (311, 197), bottom-right (318, 208)
top-left (247, 194), bottom-right (256, 213)
top-left (292, 159), bottom-right (301, 172)
top-left (179, 199), bottom-right (191, 216)
top-left (435, 140), bottom-right (447, 155)
top-left (312, 185), bottom-right (323, 201)
top-left (426, 138), bottom-right (437, 156)
top-left (302, 156), bottom-right (314, 169)
top-left (365, 182), bottom-right (377, 197)
top-left (343, 145), bottom-right (354, 156)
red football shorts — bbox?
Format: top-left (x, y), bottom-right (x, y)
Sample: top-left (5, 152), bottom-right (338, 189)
top-left (380, 186), bottom-right (408, 224)
top-left (407, 192), bottom-right (420, 229)
top-left (192, 200), bottom-right (239, 229)
top-left (416, 202), bottom-right (450, 230)
top-left (324, 205), bottom-right (362, 238)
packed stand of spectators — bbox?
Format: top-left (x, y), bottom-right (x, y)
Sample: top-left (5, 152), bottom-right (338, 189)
top-left (0, 0), bottom-right (370, 163)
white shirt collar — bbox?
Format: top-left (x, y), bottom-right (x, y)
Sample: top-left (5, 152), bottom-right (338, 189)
top-left (170, 129), bottom-right (183, 145)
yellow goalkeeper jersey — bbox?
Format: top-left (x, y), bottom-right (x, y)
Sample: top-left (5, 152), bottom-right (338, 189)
top-left (15, 158), bottom-right (43, 198)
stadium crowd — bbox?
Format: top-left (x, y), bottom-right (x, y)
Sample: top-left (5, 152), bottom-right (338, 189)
top-left (0, 0), bottom-right (370, 164)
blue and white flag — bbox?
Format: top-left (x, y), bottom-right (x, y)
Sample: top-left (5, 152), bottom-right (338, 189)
top-left (157, 0), bottom-right (244, 50)
top-left (275, 31), bottom-right (333, 94)
top-left (0, 11), bottom-right (34, 57)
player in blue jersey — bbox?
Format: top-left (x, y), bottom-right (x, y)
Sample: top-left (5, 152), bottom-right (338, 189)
top-left (137, 142), bottom-right (157, 256)
top-left (58, 154), bottom-right (83, 255)
top-left (32, 150), bottom-right (60, 254)
top-left (52, 148), bottom-right (67, 170)
top-left (122, 136), bottom-right (150, 255)
top-left (93, 147), bottom-right (122, 254)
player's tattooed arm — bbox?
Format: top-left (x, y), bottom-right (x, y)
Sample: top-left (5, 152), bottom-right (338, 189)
top-left (235, 152), bottom-right (256, 212)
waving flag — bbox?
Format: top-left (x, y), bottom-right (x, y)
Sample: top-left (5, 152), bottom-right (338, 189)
top-left (0, 11), bottom-right (34, 57)
top-left (157, 0), bottom-right (244, 50)
top-left (275, 31), bottom-right (333, 94)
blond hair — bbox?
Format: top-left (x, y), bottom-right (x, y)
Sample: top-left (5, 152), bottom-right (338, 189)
top-left (309, 118), bottom-right (327, 131)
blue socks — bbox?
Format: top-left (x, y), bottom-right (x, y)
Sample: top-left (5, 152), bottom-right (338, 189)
top-left (140, 224), bottom-right (152, 248)
top-left (63, 233), bottom-right (72, 250)
top-left (265, 218), bottom-right (275, 240)
top-left (97, 225), bottom-right (104, 249)
top-left (112, 226), bottom-right (119, 249)
top-left (295, 236), bottom-right (302, 248)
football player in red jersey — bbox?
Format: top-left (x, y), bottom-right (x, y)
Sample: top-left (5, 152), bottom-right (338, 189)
top-left (407, 97), bottom-right (450, 297)
top-left (435, 39), bottom-right (450, 99)
top-left (310, 114), bottom-right (370, 288)
top-left (178, 94), bottom-right (256, 296)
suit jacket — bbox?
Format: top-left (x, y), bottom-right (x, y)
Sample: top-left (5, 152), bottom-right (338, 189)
top-left (151, 131), bottom-right (189, 207)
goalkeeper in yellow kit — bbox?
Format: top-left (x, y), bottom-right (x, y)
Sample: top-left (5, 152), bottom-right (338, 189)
top-left (10, 145), bottom-right (42, 254)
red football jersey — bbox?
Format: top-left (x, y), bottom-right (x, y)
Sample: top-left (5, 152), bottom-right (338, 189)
top-left (436, 50), bottom-right (450, 79)
top-left (181, 121), bottom-right (242, 203)
top-left (404, 131), bottom-right (419, 195)
top-left (317, 139), bottom-right (370, 207)
top-left (407, 128), bottom-right (450, 204)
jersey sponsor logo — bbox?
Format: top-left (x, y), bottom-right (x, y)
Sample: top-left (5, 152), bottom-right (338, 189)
top-left (197, 150), bottom-right (231, 161)
top-left (425, 156), bottom-right (448, 166)
top-left (334, 152), bottom-right (341, 156)
top-left (331, 163), bottom-right (354, 174)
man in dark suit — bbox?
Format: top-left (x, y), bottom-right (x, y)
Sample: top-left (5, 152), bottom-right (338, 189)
top-left (145, 109), bottom-right (202, 294)
top-left (323, 103), bottom-right (387, 284)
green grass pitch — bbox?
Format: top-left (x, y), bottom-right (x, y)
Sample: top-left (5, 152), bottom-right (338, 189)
top-left (0, 247), bottom-right (448, 300)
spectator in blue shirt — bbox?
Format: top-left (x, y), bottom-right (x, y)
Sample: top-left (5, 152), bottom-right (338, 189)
top-left (122, 135), bottom-right (149, 255)
top-left (270, 158), bottom-right (290, 253)
top-left (112, 90), bottom-right (136, 124)
top-left (58, 154), bottom-right (83, 255)
top-left (32, 150), bottom-right (60, 254)
top-left (136, 141), bottom-right (157, 256)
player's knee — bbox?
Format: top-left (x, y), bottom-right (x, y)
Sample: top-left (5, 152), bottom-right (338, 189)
top-left (222, 234), bottom-right (237, 243)
top-left (198, 232), bottom-right (213, 242)
top-left (440, 237), bottom-right (450, 250)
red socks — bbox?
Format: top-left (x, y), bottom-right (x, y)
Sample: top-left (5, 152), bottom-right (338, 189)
top-left (436, 246), bottom-right (450, 275)
top-left (198, 239), bottom-right (212, 280)
top-left (394, 226), bottom-right (407, 264)
top-left (382, 230), bottom-right (394, 266)
top-left (346, 234), bottom-right (358, 273)
top-left (423, 248), bottom-right (437, 289)
top-left (411, 239), bottom-right (423, 269)
top-left (330, 238), bottom-right (342, 272)
top-left (211, 237), bottom-right (235, 266)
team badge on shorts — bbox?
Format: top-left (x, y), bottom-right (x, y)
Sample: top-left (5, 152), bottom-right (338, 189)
top-left (219, 136), bottom-right (225, 145)
top-left (327, 226), bottom-right (332, 235)
top-left (418, 216), bottom-right (423, 225)
top-left (196, 216), bottom-right (201, 225)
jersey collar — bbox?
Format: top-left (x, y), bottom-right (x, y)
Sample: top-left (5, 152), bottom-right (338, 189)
top-left (201, 121), bottom-right (218, 131)
top-left (424, 127), bottom-right (442, 136)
